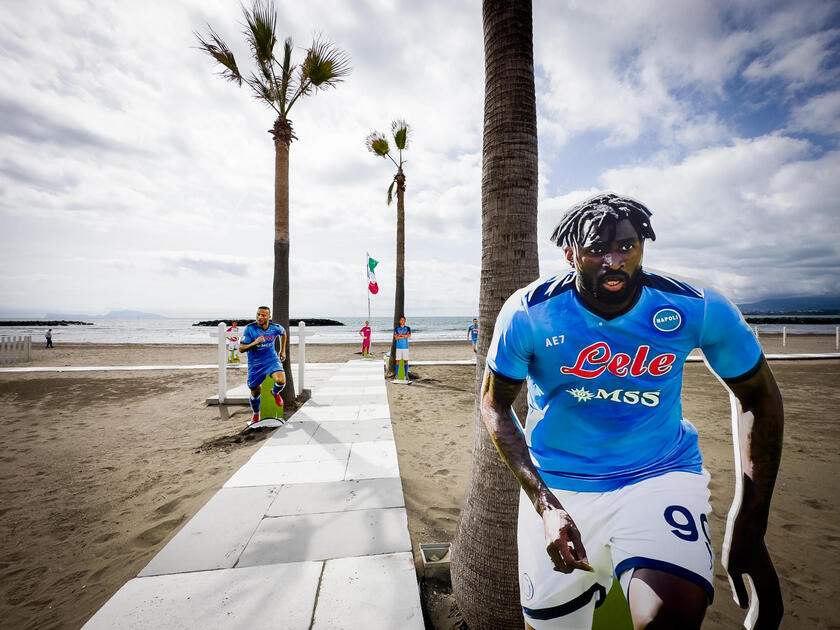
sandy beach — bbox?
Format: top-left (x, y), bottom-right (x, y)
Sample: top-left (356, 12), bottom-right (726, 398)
top-left (0, 335), bottom-right (838, 629)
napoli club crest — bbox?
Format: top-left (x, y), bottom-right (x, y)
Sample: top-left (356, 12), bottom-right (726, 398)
top-left (653, 307), bottom-right (683, 332)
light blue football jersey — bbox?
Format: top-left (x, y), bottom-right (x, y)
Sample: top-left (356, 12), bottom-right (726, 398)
top-left (486, 270), bottom-right (762, 492)
top-left (242, 322), bottom-right (285, 372)
top-left (395, 326), bottom-right (411, 349)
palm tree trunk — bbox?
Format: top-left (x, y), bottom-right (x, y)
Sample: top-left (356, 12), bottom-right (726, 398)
top-left (451, 0), bottom-right (539, 627)
top-left (388, 169), bottom-right (406, 377)
top-left (271, 116), bottom-right (296, 407)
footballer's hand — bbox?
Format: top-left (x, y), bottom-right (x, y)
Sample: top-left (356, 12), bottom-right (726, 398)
top-left (255, 335), bottom-right (266, 344)
top-left (280, 352), bottom-right (286, 362)
top-left (542, 506), bottom-right (594, 574)
top-left (723, 519), bottom-right (783, 629)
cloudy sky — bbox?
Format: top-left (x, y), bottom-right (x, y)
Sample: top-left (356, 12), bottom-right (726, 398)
top-left (1, 0), bottom-right (838, 318)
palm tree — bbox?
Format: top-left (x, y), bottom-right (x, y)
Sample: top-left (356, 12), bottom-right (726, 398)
top-left (450, 0), bottom-right (539, 627)
top-left (195, 0), bottom-right (350, 408)
top-left (365, 120), bottom-right (410, 377)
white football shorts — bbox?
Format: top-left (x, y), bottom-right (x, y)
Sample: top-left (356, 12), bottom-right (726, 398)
top-left (395, 348), bottom-right (410, 361)
top-left (518, 470), bottom-right (713, 629)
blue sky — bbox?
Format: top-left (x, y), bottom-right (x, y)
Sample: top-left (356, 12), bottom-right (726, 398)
top-left (0, 0), bottom-right (838, 317)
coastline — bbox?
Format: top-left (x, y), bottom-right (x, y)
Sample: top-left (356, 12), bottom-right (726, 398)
top-left (0, 337), bottom-right (837, 628)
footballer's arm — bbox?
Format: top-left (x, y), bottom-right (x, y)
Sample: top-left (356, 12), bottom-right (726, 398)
top-left (723, 357), bottom-right (784, 629)
top-left (481, 368), bottom-right (593, 574)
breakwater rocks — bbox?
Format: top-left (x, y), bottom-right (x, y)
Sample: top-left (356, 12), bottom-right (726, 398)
top-left (745, 316), bottom-right (839, 325)
top-left (0, 320), bottom-right (94, 326)
top-left (193, 318), bottom-right (345, 327)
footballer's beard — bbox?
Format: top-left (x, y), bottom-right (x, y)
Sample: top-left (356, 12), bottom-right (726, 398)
top-left (579, 267), bottom-right (643, 305)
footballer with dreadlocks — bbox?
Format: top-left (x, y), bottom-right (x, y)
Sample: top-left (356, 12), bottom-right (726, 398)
top-left (482, 193), bottom-right (783, 629)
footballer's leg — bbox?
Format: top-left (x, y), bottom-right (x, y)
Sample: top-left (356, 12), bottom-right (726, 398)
top-left (611, 471), bottom-right (713, 630)
top-left (624, 569), bottom-right (707, 629)
top-left (247, 368), bottom-right (266, 424)
top-left (270, 369), bottom-right (286, 410)
top-left (517, 490), bottom-right (612, 629)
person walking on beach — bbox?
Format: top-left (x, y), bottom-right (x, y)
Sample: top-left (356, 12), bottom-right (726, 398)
top-left (239, 306), bottom-right (286, 425)
top-left (45, 329), bottom-right (53, 348)
top-left (394, 316), bottom-right (411, 379)
top-left (482, 193), bottom-right (783, 629)
top-left (467, 318), bottom-right (479, 353)
top-left (359, 321), bottom-right (372, 358)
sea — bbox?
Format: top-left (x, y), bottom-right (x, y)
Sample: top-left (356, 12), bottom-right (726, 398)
top-left (0, 315), bottom-right (837, 345)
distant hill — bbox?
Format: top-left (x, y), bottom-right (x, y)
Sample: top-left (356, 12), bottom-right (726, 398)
top-left (738, 295), bottom-right (840, 314)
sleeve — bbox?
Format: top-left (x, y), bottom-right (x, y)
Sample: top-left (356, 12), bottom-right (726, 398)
top-left (699, 289), bottom-right (763, 381)
top-left (276, 324), bottom-right (286, 337)
top-left (485, 290), bottom-right (533, 382)
top-left (241, 326), bottom-right (254, 344)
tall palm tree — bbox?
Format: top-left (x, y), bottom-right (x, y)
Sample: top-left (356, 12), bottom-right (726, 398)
top-left (195, 0), bottom-right (350, 408)
top-left (451, 0), bottom-right (539, 627)
top-left (365, 120), bottom-right (410, 377)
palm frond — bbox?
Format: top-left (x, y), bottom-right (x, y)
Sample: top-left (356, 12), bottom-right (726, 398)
top-left (300, 35), bottom-right (352, 89)
top-left (391, 119), bottom-right (411, 151)
top-left (245, 73), bottom-right (281, 113)
top-left (195, 26), bottom-right (243, 85)
top-left (387, 179), bottom-right (395, 206)
top-left (365, 131), bottom-right (390, 157)
top-left (242, 0), bottom-right (277, 67)
top-left (277, 37), bottom-right (295, 112)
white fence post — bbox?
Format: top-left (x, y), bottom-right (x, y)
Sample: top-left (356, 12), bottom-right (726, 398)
top-left (836, 326), bottom-right (839, 351)
top-left (298, 321), bottom-right (306, 392)
top-left (217, 323), bottom-right (228, 403)
top-left (782, 326), bottom-right (786, 347)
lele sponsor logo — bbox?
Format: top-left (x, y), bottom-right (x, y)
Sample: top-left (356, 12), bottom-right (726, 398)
top-left (560, 342), bottom-right (676, 379)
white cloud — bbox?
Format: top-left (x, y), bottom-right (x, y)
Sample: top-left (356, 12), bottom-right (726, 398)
top-left (788, 90), bottom-right (840, 136)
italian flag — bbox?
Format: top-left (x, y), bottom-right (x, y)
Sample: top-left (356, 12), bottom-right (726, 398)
top-left (367, 253), bottom-right (379, 294)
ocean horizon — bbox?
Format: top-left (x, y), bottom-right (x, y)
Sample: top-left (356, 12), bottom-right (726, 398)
top-left (0, 315), bottom-right (837, 345)
top-left (0, 316), bottom-right (481, 345)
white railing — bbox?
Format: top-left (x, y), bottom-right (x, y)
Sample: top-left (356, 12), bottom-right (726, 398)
top-left (0, 335), bottom-right (32, 364)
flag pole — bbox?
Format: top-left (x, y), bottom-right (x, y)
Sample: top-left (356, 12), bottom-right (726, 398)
top-left (366, 253), bottom-right (371, 322)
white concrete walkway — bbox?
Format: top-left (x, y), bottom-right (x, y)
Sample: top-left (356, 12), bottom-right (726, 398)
top-left (83, 360), bottom-right (424, 630)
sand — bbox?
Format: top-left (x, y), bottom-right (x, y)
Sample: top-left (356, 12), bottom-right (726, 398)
top-left (0, 335), bottom-right (837, 629)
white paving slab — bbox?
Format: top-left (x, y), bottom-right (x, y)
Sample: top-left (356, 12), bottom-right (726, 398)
top-left (83, 562), bottom-right (322, 630)
top-left (292, 405), bottom-right (360, 422)
top-left (248, 442), bottom-right (352, 465)
top-left (237, 508), bottom-right (411, 566)
top-left (312, 553), bottom-right (424, 630)
top-left (357, 403), bottom-right (391, 420)
top-left (346, 441), bottom-right (400, 480)
top-left (223, 458), bottom-right (348, 488)
top-left (140, 486), bottom-right (278, 576)
top-left (264, 421), bottom-right (320, 445)
top-left (309, 393), bottom-right (387, 406)
top-left (266, 478), bottom-right (405, 516)
top-left (310, 419), bottom-right (395, 444)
